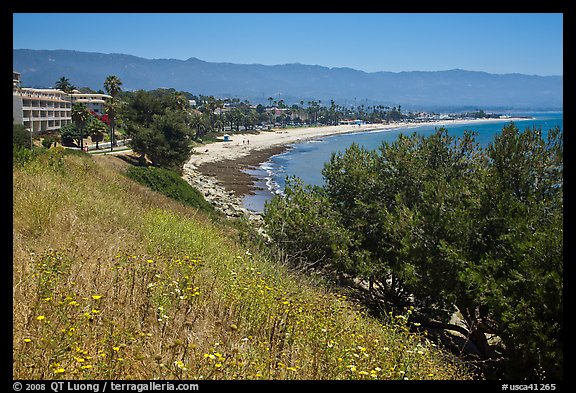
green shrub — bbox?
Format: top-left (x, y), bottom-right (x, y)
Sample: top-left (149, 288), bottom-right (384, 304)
top-left (13, 123), bottom-right (31, 148)
top-left (126, 166), bottom-right (216, 215)
top-left (13, 145), bottom-right (34, 166)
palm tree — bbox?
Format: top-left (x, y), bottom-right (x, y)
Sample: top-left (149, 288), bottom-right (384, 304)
top-left (203, 96), bottom-right (219, 132)
top-left (71, 102), bottom-right (89, 150)
top-left (55, 76), bottom-right (75, 93)
top-left (87, 117), bottom-right (107, 149)
top-left (104, 75), bottom-right (123, 98)
top-left (172, 91), bottom-right (189, 111)
top-left (104, 75), bottom-right (123, 150)
top-left (190, 113), bottom-right (207, 139)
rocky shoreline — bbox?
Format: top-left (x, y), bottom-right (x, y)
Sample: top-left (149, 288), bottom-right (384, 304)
top-left (181, 160), bottom-right (264, 225)
top-left (181, 144), bottom-right (291, 224)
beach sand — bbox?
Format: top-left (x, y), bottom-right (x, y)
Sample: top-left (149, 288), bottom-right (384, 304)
top-left (184, 118), bottom-right (524, 199)
top-left (187, 123), bottom-right (388, 197)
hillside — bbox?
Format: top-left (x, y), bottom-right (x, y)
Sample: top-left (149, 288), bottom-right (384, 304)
top-left (12, 147), bottom-right (472, 381)
top-left (13, 49), bottom-right (563, 110)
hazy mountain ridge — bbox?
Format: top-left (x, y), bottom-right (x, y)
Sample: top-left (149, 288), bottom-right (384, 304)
top-left (13, 49), bottom-right (563, 110)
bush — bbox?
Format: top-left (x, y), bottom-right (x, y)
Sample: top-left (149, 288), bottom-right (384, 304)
top-left (13, 145), bottom-right (34, 166)
top-left (13, 123), bottom-right (31, 148)
top-left (126, 166), bottom-right (216, 215)
top-left (264, 177), bottom-right (353, 272)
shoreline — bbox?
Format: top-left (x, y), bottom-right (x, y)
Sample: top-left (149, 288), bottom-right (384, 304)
top-left (182, 118), bottom-right (531, 219)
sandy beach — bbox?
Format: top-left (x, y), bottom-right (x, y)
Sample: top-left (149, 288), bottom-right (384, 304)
top-left (183, 117), bottom-right (528, 199)
top-left (187, 123), bottom-right (390, 167)
top-left (187, 117), bottom-right (527, 168)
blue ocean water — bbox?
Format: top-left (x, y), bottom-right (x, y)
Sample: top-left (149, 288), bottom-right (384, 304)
top-left (243, 112), bottom-right (563, 213)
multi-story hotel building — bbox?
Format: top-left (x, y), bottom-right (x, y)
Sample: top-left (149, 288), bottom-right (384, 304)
top-left (13, 71), bottom-right (111, 134)
top-left (69, 91), bottom-right (112, 116)
top-left (13, 87), bottom-right (73, 134)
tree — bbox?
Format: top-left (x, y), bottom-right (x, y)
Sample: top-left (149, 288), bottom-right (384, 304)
top-left (104, 75), bottom-right (123, 150)
top-left (59, 123), bottom-right (81, 147)
top-left (129, 109), bottom-right (194, 170)
top-left (71, 102), bottom-right (89, 150)
top-left (104, 75), bottom-right (123, 98)
top-left (171, 91), bottom-right (189, 111)
top-left (264, 177), bottom-right (353, 272)
top-left (201, 96), bottom-right (219, 132)
top-left (466, 124), bottom-right (563, 378)
top-left (55, 76), bottom-right (75, 93)
top-left (87, 116), bottom-right (108, 149)
top-left (190, 113), bottom-right (208, 139)
top-left (264, 125), bottom-right (563, 379)
top-left (122, 90), bottom-right (163, 127)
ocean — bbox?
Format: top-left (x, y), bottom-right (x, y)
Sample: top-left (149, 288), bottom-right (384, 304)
top-left (242, 112), bottom-right (564, 213)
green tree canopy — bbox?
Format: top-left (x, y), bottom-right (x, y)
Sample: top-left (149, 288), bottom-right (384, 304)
top-left (129, 109), bottom-right (194, 170)
top-left (264, 124), bottom-right (563, 379)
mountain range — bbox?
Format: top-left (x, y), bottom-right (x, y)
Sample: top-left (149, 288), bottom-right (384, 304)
top-left (13, 49), bottom-right (563, 111)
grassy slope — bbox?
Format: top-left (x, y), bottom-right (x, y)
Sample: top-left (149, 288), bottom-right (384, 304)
top-left (13, 147), bottom-right (471, 380)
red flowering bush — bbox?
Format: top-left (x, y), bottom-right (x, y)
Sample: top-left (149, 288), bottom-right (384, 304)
top-left (88, 111), bottom-right (110, 126)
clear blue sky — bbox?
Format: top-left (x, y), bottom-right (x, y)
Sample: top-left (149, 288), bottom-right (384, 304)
top-left (13, 13), bottom-right (563, 76)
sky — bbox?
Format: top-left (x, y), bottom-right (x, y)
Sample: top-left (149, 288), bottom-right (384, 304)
top-left (12, 13), bottom-right (563, 76)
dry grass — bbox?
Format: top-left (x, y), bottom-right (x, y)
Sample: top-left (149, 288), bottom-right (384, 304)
top-left (13, 147), bottom-right (472, 380)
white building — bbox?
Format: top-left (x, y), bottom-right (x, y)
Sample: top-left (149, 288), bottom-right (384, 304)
top-left (69, 90), bottom-right (112, 115)
top-left (12, 71), bottom-right (112, 134)
top-left (13, 87), bottom-right (73, 133)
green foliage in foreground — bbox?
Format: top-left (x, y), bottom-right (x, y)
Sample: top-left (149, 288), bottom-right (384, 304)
top-left (264, 123), bottom-right (563, 380)
top-left (13, 147), bottom-right (471, 380)
top-left (126, 166), bottom-right (216, 216)
top-left (13, 123), bottom-right (30, 149)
